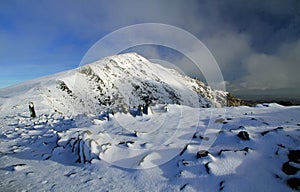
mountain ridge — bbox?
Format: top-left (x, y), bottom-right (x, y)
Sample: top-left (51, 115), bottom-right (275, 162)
top-left (0, 53), bottom-right (236, 117)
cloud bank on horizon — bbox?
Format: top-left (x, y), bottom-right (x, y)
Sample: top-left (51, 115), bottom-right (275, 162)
top-left (0, 0), bottom-right (299, 97)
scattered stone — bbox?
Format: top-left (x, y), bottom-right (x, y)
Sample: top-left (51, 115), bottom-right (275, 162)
top-left (179, 144), bottom-right (189, 156)
top-left (218, 147), bottom-right (251, 155)
top-left (297, 123), bottom-right (300, 126)
top-left (137, 154), bottom-right (148, 166)
top-left (25, 171), bottom-right (34, 175)
top-left (282, 161), bottom-right (299, 175)
top-left (64, 171), bottom-right (77, 177)
top-left (219, 180), bottom-right (225, 191)
top-left (287, 178), bottom-right (300, 190)
top-left (261, 127), bottom-right (283, 136)
top-left (215, 118), bottom-right (225, 124)
top-left (261, 130), bottom-right (269, 136)
top-left (288, 150), bottom-right (300, 163)
top-left (251, 118), bottom-right (256, 120)
top-left (177, 159), bottom-right (189, 167)
top-left (199, 136), bottom-right (209, 140)
top-left (274, 174), bottom-right (281, 179)
top-left (180, 183), bottom-right (188, 191)
top-left (237, 131), bottom-right (250, 140)
top-left (182, 160), bottom-right (189, 166)
top-left (196, 150), bottom-right (209, 159)
top-left (192, 133), bottom-right (197, 138)
top-left (277, 144), bottom-right (285, 148)
top-left (118, 141), bottom-right (134, 147)
top-left (204, 162), bottom-right (210, 174)
top-left (241, 147), bottom-right (251, 152)
top-left (42, 154), bottom-right (51, 160)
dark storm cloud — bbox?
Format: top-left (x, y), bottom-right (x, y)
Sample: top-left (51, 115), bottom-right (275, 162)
top-left (203, 0), bottom-right (300, 52)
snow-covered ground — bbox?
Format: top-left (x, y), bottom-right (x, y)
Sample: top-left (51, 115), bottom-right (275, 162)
top-left (0, 103), bottom-right (299, 191)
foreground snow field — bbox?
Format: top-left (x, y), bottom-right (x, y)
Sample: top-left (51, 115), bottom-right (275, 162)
top-left (0, 103), bottom-right (299, 191)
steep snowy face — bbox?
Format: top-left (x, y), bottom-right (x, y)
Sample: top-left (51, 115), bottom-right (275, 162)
top-left (0, 53), bottom-right (227, 116)
top-left (70, 53), bottom-right (228, 114)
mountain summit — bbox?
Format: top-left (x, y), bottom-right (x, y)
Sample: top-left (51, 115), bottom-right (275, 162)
top-left (0, 53), bottom-right (230, 116)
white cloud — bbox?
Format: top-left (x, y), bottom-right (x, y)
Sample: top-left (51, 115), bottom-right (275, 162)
top-left (203, 31), bottom-right (253, 79)
top-left (237, 39), bottom-right (300, 90)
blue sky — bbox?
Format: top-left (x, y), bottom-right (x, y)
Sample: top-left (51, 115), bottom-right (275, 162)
top-left (0, 0), bottom-right (299, 98)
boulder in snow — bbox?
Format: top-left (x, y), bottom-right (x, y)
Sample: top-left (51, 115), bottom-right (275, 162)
top-left (237, 131), bottom-right (250, 140)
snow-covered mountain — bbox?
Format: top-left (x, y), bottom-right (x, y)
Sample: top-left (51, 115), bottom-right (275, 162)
top-left (0, 53), bottom-right (228, 117)
top-left (1, 53), bottom-right (299, 191)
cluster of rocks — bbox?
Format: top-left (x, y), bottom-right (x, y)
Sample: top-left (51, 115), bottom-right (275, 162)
top-left (281, 150), bottom-right (300, 190)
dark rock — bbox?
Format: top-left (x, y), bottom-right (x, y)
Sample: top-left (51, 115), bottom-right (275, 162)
top-left (274, 174), bottom-right (281, 179)
top-left (196, 150), bottom-right (209, 158)
top-left (242, 147), bottom-right (251, 152)
top-left (288, 150), bottom-right (300, 163)
top-left (218, 130), bottom-right (225, 135)
top-left (287, 178), bottom-right (300, 190)
top-left (219, 180), bottom-right (225, 191)
top-left (261, 127), bottom-right (283, 136)
top-left (179, 144), bottom-right (188, 156)
top-left (118, 141), bottom-right (134, 147)
top-left (237, 131), bottom-right (250, 140)
top-left (182, 160), bottom-right (189, 166)
top-left (192, 133), bottom-right (197, 138)
top-left (261, 130), bottom-right (269, 136)
top-left (218, 149), bottom-right (230, 156)
top-left (226, 92), bottom-right (243, 106)
top-left (218, 147), bottom-right (251, 156)
top-left (277, 144), bottom-right (285, 148)
top-left (215, 118), bottom-right (225, 124)
top-left (118, 141), bottom-right (126, 145)
top-left (205, 162), bottom-right (210, 174)
top-left (180, 183), bottom-right (188, 191)
top-left (282, 161), bottom-right (299, 175)
top-left (199, 136), bottom-right (210, 140)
